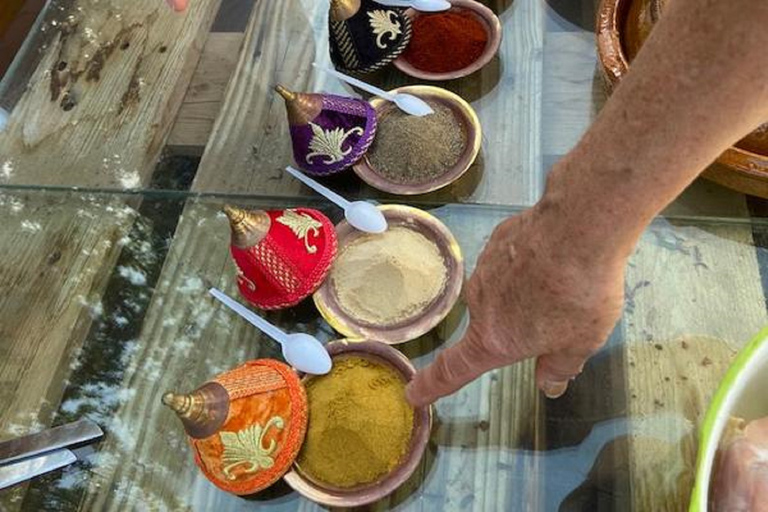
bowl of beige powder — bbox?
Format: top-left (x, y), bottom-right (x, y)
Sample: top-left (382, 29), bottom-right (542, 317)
top-left (314, 205), bottom-right (463, 344)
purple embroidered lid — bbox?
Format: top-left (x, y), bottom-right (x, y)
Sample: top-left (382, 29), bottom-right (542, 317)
top-left (276, 85), bottom-right (377, 176)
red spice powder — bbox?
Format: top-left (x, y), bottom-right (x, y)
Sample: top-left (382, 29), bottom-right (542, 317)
top-left (401, 9), bottom-right (488, 74)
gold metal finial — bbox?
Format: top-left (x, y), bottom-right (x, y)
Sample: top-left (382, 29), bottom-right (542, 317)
top-left (275, 84), bottom-right (295, 102)
top-left (162, 382), bottom-right (230, 439)
top-left (330, 0), bottom-right (360, 22)
top-left (223, 205), bottom-right (271, 249)
top-left (274, 84), bottom-right (323, 126)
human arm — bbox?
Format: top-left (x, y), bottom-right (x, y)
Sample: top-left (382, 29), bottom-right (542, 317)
top-left (407, 0), bottom-right (768, 404)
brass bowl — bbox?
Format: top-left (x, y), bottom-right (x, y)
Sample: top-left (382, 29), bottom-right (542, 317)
top-left (283, 340), bottom-right (432, 508)
top-left (314, 204), bottom-right (464, 344)
top-left (353, 85), bottom-right (481, 195)
top-left (393, 0), bottom-right (502, 81)
top-left (596, 0), bottom-right (768, 197)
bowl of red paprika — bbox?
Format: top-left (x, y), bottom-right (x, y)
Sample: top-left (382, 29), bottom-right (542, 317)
top-left (394, 0), bottom-right (502, 81)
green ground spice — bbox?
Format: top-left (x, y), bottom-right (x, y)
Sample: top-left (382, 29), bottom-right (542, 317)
top-left (367, 100), bottom-right (467, 185)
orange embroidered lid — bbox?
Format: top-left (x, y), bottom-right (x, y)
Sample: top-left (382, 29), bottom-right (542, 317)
top-left (224, 206), bottom-right (338, 310)
top-left (163, 359), bottom-right (308, 495)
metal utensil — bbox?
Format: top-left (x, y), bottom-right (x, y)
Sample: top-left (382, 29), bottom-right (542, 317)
top-left (0, 419), bottom-right (103, 490)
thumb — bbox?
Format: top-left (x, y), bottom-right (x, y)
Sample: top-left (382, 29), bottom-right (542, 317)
top-left (535, 353), bottom-right (587, 399)
top-left (406, 328), bottom-right (497, 407)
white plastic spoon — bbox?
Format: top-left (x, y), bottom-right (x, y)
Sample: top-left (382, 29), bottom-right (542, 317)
top-left (285, 166), bottom-right (387, 234)
top-left (375, 0), bottom-right (451, 12)
top-left (312, 63), bottom-right (433, 117)
top-left (209, 288), bottom-right (332, 375)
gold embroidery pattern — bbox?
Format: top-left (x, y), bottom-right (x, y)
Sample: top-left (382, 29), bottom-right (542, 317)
top-left (368, 10), bottom-right (402, 49)
top-left (220, 417), bottom-right (285, 480)
top-left (252, 243), bottom-right (301, 292)
top-left (306, 123), bottom-right (364, 165)
top-left (276, 210), bottom-right (323, 254)
top-left (236, 267), bottom-right (257, 292)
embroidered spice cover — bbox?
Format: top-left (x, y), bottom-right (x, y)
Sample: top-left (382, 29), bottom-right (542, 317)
top-left (189, 360), bottom-right (308, 495)
top-left (229, 208), bottom-right (338, 310)
top-left (277, 85), bottom-right (377, 176)
top-left (329, 0), bottom-right (413, 74)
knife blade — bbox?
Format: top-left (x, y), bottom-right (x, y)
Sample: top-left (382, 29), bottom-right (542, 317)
top-left (0, 420), bottom-right (102, 466)
top-left (0, 449), bottom-right (77, 490)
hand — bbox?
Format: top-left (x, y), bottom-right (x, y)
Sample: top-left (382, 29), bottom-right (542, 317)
top-left (406, 204), bottom-right (626, 406)
top-left (713, 417), bottom-right (768, 512)
top-left (165, 0), bottom-right (188, 12)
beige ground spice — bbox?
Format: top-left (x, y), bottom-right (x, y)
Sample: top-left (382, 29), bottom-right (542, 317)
top-left (331, 226), bottom-right (448, 325)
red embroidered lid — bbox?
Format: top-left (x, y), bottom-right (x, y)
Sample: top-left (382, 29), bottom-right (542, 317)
top-left (163, 360), bottom-right (309, 496)
top-left (224, 206), bottom-right (338, 310)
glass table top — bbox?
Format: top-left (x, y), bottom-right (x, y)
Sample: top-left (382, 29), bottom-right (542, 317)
top-left (1, 0), bottom-right (767, 511)
top-left (0, 189), bottom-right (767, 511)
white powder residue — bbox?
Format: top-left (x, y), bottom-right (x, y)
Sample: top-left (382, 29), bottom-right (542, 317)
top-left (118, 169), bottom-right (141, 189)
top-left (117, 266), bottom-right (147, 286)
top-left (77, 295), bottom-right (104, 318)
top-left (20, 220), bottom-right (42, 233)
top-left (1, 160), bottom-right (13, 180)
top-left (178, 276), bottom-right (203, 294)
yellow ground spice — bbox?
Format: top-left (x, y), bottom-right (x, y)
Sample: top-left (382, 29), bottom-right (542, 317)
top-left (297, 355), bottom-right (414, 488)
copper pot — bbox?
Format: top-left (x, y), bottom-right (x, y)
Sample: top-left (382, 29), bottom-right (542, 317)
top-left (596, 0), bottom-right (768, 197)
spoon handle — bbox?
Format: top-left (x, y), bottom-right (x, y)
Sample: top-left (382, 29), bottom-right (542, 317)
top-left (209, 288), bottom-right (287, 344)
top-left (312, 63), bottom-right (394, 101)
top-left (285, 166), bottom-right (351, 209)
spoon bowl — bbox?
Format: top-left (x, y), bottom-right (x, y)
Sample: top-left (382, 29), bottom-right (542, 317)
top-left (392, 93), bottom-right (433, 117)
top-left (283, 333), bottom-right (333, 375)
top-left (345, 202), bottom-right (388, 234)
top-left (412, 0), bottom-right (451, 11)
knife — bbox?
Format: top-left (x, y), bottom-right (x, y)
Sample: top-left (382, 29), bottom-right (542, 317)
top-left (0, 419), bottom-right (102, 465)
top-left (0, 420), bottom-right (103, 490)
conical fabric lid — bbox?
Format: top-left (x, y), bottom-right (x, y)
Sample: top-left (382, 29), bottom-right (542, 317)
top-left (225, 206), bottom-right (338, 310)
top-left (276, 85), bottom-right (377, 176)
top-left (165, 360), bottom-right (308, 496)
top-left (329, 0), bottom-right (413, 74)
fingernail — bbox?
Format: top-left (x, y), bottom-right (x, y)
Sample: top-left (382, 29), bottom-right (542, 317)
top-left (541, 380), bottom-right (568, 399)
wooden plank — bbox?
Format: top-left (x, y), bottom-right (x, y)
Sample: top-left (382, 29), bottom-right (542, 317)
top-left (167, 32), bottom-right (244, 153)
top-left (623, 220), bottom-right (768, 511)
top-left (0, 191), bottom-right (137, 510)
top-left (0, 0), bottom-right (221, 188)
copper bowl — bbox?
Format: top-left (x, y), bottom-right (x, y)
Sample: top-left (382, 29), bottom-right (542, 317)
top-left (283, 340), bottom-right (432, 508)
top-left (353, 85), bottom-right (481, 195)
top-left (596, 0), bottom-right (768, 197)
top-left (393, 0), bottom-right (502, 81)
top-left (314, 204), bottom-right (464, 344)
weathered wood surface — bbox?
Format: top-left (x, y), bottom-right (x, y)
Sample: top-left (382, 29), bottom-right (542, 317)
top-left (0, 0), bottom-right (221, 188)
top-left (622, 221), bottom-right (768, 511)
top-left (167, 32), bottom-right (243, 152)
top-left (0, 192), bottom-right (137, 509)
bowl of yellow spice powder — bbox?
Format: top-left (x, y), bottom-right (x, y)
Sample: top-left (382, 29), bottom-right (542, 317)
top-left (283, 340), bottom-right (431, 507)
top-left (353, 85), bottom-right (481, 195)
top-left (314, 204), bottom-right (464, 344)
